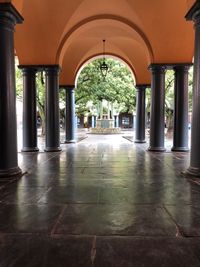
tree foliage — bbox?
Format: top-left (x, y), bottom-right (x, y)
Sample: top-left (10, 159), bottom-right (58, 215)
top-left (75, 58), bottom-right (136, 115)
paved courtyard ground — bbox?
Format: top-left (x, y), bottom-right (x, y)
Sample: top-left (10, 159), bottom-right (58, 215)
top-left (0, 132), bottom-right (200, 266)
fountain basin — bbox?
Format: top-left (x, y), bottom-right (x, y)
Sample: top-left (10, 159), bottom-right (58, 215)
top-left (90, 127), bottom-right (121, 134)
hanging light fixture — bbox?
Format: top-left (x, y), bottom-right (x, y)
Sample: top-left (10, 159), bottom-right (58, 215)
top-left (100, 39), bottom-right (108, 80)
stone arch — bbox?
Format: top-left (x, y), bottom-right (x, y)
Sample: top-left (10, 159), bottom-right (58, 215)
top-left (56, 14), bottom-right (154, 66)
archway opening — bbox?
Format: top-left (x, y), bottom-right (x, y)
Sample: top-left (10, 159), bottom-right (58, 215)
top-left (73, 56), bottom-right (136, 135)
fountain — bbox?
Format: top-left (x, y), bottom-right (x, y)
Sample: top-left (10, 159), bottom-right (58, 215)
top-left (90, 101), bottom-right (121, 134)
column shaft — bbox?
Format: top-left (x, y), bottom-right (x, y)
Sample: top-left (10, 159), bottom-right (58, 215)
top-left (135, 85), bottom-right (147, 143)
top-left (65, 86), bottom-right (76, 143)
top-left (0, 4), bottom-right (23, 177)
top-left (172, 66), bottom-right (190, 152)
top-left (45, 66), bottom-right (61, 152)
top-left (185, 2), bottom-right (200, 176)
top-left (20, 67), bottom-right (39, 152)
top-left (148, 65), bottom-right (166, 151)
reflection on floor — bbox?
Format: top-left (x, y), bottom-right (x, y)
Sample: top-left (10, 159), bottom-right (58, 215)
top-left (1, 134), bottom-right (200, 266)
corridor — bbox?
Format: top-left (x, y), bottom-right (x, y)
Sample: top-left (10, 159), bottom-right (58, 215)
top-left (0, 134), bottom-right (200, 266)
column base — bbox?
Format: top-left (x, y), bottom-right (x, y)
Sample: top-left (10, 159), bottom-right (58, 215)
top-left (0, 166), bottom-right (22, 178)
top-left (21, 147), bottom-right (39, 152)
top-left (148, 146), bottom-right (166, 152)
top-left (171, 146), bottom-right (189, 152)
top-left (182, 166), bottom-right (200, 178)
top-left (65, 140), bottom-right (76, 144)
top-left (134, 140), bottom-right (146, 143)
top-left (44, 147), bottom-right (62, 152)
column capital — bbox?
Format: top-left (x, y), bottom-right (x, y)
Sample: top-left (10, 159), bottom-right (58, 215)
top-left (149, 63), bottom-right (192, 71)
top-left (185, 1), bottom-right (200, 25)
top-left (60, 85), bottom-right (75, 91)
top-left (135, 84), bottom-right (151, 91)
top-left (44, 65), bottom-right (61, 76)
top-left (148, 64), bottom-right (166, 73)
top-left (0, 3), bottom-right (23, 29)
top-left (173, 64), bottom-right (192, 73)
top-left (18, 65), bottom-right (38, 74)
top-left (18, 65), bottom-right (61, 72)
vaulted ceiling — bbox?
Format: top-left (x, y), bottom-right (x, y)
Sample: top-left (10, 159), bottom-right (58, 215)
top-left (3, 0), bottom-right (195, 84)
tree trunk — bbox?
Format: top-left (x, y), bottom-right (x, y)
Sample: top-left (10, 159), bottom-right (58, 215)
top-left (167, 115), bottom-right (173, 132)
top-left (37, 105), bottom-right (45, 136)
top-left (166, 111), bottom-right (173, 139)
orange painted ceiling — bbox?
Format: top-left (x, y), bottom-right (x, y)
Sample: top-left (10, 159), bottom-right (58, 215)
top-left (7, 0), bottom-right (195, 84)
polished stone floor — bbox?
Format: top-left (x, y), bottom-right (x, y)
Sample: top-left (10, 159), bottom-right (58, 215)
top-left (1, 134), bottom-right (200, 266)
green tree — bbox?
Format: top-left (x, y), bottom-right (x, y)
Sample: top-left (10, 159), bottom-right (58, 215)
top-left (75, 58), bottom-right (136, 116)
top-left (16, 65), bottom-right (23, 100)
top-left (189, 67), bottom-right (193, 112)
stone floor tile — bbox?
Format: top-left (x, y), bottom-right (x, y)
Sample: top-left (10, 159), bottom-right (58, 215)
top-left (16, 173), bottom-right (55, 188)
top-left (0, 204), bottom-right (62, 233)
top-left (165, 205), bottom-right (200, 237)
top-left (0, 234), bottom-right (93, 267)
top-left (95, 237), bottom-right (200, 267)
top-left (0, 184), bottom-right (47, 204)
top-left (54, 204), bottom-right (176, 236)
top-left (98, 182), bottom-right (200, 205)
top-left (38, 185), bottom-right (100, 204)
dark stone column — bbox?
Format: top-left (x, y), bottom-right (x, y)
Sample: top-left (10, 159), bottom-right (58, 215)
top-left (44, 66), bottom-right (61, 152)
top-left (135, 85), bottom-right (150, 143)
top-left (172, 65), bottom-right (190, 152)
top-left (0, 4), bottom-right (23, 177)
top-left (148, 65), bottom-right (166, 152)
top-left (185, 2), bottom-right (200, 176)
top-left (63, 85), bottom-right (76, 143)
top-left (19, 66), bottom-right (39, 152)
